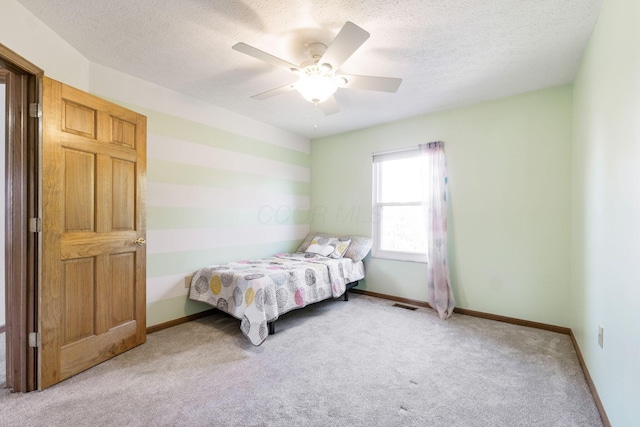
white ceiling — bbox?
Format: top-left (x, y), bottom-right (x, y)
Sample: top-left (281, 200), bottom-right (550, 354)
top-left (17, 0), bottom-right (602, 139)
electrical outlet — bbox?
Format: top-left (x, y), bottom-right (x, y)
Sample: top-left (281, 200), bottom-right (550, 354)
top-left (598, 325), bottom-right (604, 349)
top-left (185, 275), bottom-right (193, 288)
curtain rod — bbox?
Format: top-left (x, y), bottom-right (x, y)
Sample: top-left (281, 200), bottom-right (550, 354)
top-left (372, 141), bottom-right (444, 157)
top-left (371, 146), bottom-right (418, 157)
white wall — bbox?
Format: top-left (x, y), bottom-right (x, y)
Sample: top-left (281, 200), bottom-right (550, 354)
top-left (571, 0), bottom-right (640, 424)
top-left (311, 86), bottom-right (573, 327)
top-left (0, 0), bottom-right (90, 90)
top-left (1, 82), bottom-right (5, 327)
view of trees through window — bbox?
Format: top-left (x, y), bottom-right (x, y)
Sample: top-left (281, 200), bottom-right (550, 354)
top-left (379, 205), bottom-right (426, 253)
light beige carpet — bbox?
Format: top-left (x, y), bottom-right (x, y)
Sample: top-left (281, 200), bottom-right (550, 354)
top-left (0, 295), bottom-right (602, 426)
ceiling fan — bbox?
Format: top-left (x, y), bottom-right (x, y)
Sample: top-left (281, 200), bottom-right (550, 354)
top-left (232, 22), bottom-right (402, 115)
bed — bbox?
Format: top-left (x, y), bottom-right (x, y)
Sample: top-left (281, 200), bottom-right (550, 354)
top-left (188, 233), bottom-right (372, 345)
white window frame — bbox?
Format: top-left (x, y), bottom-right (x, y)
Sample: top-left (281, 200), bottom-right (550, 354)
top-left (372, 148), bottom-right (428, 263)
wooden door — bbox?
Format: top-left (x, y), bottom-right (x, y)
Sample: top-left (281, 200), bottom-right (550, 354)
top-left (40, 77), bottom-right (147, 389)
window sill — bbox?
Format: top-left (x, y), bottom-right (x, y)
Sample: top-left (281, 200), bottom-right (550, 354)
top-left (371, 252), bottom-right (427, 263)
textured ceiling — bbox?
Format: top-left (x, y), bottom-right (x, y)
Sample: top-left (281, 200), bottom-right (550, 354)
top-left (17, 0), bottom-right (602, 139)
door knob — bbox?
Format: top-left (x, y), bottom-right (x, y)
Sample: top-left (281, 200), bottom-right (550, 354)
top-left (134, 237), bottom-right (146, 246)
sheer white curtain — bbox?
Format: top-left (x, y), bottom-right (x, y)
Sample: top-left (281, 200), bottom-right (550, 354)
top-left (420, 141), bottom-right (455, 319)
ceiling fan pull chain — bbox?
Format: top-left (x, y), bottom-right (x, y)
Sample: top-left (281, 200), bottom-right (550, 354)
top-left (313, 102), bottom-right (320, 132)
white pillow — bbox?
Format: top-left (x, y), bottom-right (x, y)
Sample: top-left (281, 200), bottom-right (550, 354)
top-left (305, 236), bottom-right (352, 259)
top-left (297, 232), bottom-right (372, 262)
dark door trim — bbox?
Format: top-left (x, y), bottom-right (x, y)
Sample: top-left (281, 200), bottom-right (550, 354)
top-left (1, 43), bottom-right (42, 393)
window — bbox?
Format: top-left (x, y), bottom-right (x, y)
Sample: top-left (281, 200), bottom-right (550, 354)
top-left (372, 148), bottom-right (427, 262)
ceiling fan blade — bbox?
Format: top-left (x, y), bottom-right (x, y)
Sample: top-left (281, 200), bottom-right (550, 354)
top-left (340, 74), bottom-right (402, 93)
top-left (233, 42), bottom-right (299, 71)
top-left (251, 82), bottom-right (296, 100)
top-left (319, 22), bottom-right (370, 70)
top-left (320, 95), bottom-right (340, 115)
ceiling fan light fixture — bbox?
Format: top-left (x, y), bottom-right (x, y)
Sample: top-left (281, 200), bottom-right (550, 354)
top-left (294, 64), bottom-right (338, 104)
top-left (234, 22), bottom-right (402, 113)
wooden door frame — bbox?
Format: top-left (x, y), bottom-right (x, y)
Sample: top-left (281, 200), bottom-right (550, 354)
top-left (1, 43), bottom-right (42, 393)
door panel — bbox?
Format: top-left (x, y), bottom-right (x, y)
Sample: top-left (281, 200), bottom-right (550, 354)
top-left (62, 100), bottom-right (96, 138)
top-left (62, 258), bottom-right (95, 345)
top-left (111, 159), bottom-right (135, 230)
top-left (64, 149), bottom-right (95, 231)
top-left (110, 253), bottom-right (135, 326)
top-left (41, 77), bottom-right (147, 389)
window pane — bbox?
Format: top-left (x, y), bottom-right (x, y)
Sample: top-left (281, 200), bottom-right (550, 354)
top-left (379, 205), bottom-right (427, 253)
top-left (379, 157), bottom-right (422, 203)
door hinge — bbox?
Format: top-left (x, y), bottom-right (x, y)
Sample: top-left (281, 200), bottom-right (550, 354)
top-left (29, 102), bottom-right (42, 119)
top-left (29, 217), bottom-right (42, 233)
top-left (29, 332), bottom-right (41, 348)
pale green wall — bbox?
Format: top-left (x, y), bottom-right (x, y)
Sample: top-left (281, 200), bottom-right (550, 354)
top-left (311, 86), bottom-right (573, 327)
top-left (571, 0), bottom-right (640, 424)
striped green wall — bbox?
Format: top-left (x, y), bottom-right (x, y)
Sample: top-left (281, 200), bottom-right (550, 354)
top-left (145, 109), bottom-right (309, 324)
top-left (91, 67), bottom-right (311, 326)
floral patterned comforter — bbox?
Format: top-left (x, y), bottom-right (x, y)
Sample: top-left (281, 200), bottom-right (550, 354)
top-left (188, 252), bottom-right (364, 345)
